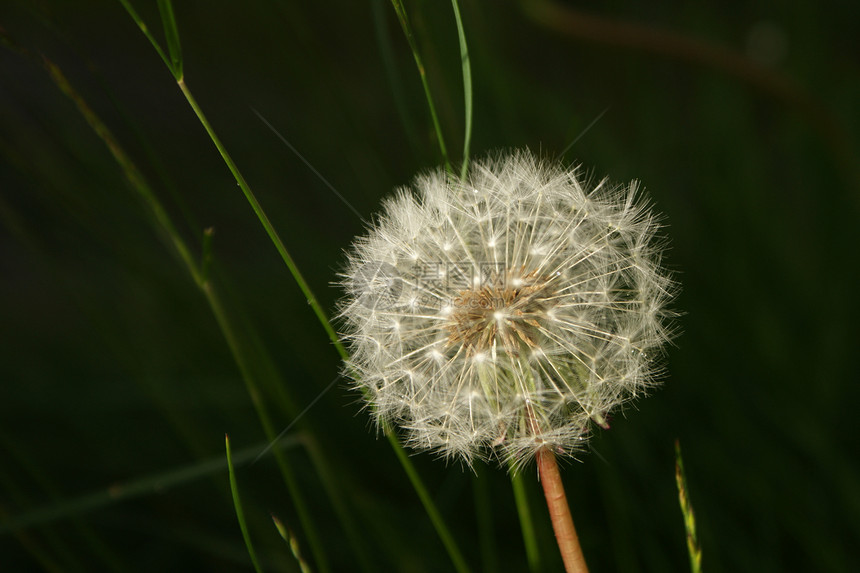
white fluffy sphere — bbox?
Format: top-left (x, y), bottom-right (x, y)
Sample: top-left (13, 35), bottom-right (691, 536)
top-left (338, 150), bottom-right (675, 468)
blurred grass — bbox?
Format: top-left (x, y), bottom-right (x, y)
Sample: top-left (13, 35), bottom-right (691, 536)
top-left (675, 441), bottom-right (702, 573)
top-left (1, 1), bottom-right (859, 571)
top-left (226, 434), bottom-right (263, 573)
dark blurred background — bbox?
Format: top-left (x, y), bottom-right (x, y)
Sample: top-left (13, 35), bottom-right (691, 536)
top-left (1, 1), bottom-right (858, 571)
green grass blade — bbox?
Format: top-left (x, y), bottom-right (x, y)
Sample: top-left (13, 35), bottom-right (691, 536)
top-left (156, 0), bottom-right (183, 80)
top-left (116, 8), bottom-right (469, 570)
top-left (0, 434), bottom-right (303, 535)
top-left (175, 80), bottom-right (347, 362)
top-left (38, 57), bottom-right (201, 285)
top-left (450, 0), bottom-right (472, 179)
top-left (115, 0), bottom-right (173, 75)
top-left (473, 472), bottom-right (498, 573)
top-left (371, 0), bottom-right (422, 157)
top-left (0, 433), bottom-right (130, 572)
top-left (510, 470), bottom-right (540, 572)
top-left (302, 436), bottom-right (377, 572)
top-left (203, 285), bottom-right (331, 573)
top-left (0, 509), bottom-right (65, 573)
top-left (388, 429), bottom-right (473, 573)
top-left (226, 435), bottom-right (263, 573)
top-left (389, 0), bottom-right (451, 171)
top-left (0, 470), bottom-right (79, 572)
top-left (34, 55), bottom-right (330, 573)
top-left (675, 440), bottom-right (703, 573)
top-left (119, 0), bottom-right (345, 361)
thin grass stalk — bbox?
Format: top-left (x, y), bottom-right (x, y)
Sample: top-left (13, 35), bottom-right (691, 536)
top-left (37, 55), bottom-right (331, 573)
top-left (510, 470), bottom-right (541, 572)
top-left (449, 0), bottom-right (472, 179)
top-left (226, 435), bottom-right (264, 573)
top-left (0, 472), bottom-right (78, 572)
top-left (202, 284), bottom-right (331, 573)
top-left (156, 0), bottom-right (182, 78)
top-left (0, 433), bottom-right (129, 572)
top-left (371, 0), bottom-right (422, 157)
top-left (116, 0), bottom-right (344, 358)
top-left (115, 4), bottom-right (471, 569)
top-left (388, 429), bottom-right (473, 573)
top-left (0, 434), bottom-right (303, 535)
top-left (473, 473), bottom-right (499, 573)
top-left (389, 0), bottom-right (452, 172)
top-left (0, 508), bottom-right (64, 573)
top-left (176, 78), bottom-right (347, 360)
top-left (675, 440), bottom-right (703, 573)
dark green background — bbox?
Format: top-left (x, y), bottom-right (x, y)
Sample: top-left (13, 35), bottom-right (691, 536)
top-left (1, 1), bottom-right (858, 571)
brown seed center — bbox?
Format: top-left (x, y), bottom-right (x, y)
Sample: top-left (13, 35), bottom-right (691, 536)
top-left (446, 271), bottom-right (554, 355)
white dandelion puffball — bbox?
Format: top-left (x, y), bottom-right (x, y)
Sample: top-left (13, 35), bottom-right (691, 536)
top-left (338, 150), bottom-right (675, 467)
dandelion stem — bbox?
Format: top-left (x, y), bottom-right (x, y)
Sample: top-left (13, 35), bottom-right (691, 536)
top-left (537, 447), bottom-right (588, 573)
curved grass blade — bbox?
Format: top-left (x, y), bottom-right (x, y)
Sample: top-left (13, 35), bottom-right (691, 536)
top-left (116, 2), bottom-right (343, 360)
top-left (226, 435), bottom-right (263, 573)
top-left (473, 472), bottom-right (499, 573)
top-left (116, 5), bottom-right (470, 570)
top-left (0, 433), bottom-right (302, 535)
top-left (174, 81), bottom-right (346, 363)
top-left (389, 0), bottom-right (451, 172)
top-left (371, 0), bottom-right (422, 157)
top-left (389, 430), bottom-right (472, 573)
top-left (115, 0), bottom-right (173, 75)
top-left (156, 0), bottom-right (183, 80)
top-left (0, 434), bottom-right (129, 572)
top-left (0, 473), bottom-right (80, 572)
top-left (510, 470), bottom-right (540, 572)
top-left (450, 0), bottom-right (472, 179)
top-left (33, 51), bottom-right (330, 572)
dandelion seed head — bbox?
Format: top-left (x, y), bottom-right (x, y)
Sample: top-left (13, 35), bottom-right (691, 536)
top-left (338, 150), bottom-right (676, 469)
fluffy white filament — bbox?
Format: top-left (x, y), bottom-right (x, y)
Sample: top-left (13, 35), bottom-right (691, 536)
top-left (338, 150), bottom-right (675, 468)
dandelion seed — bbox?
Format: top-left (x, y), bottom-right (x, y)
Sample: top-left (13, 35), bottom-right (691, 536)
top-left (338, 149), bottom-right (675, 469)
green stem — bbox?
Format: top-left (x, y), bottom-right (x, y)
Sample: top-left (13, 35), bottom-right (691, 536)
top-left (175, 78), bottom-right (347, 361)
top-left (40, 53), bottom-right (332, 573)
top-left (226, 435), bottom-right (264, 573)
top-left (171, 25), bottom-right (466, 573)
top-left (304, 435), bottom-right (376, 572)
top-left (0, 434), bottom-right (303, 535)
top-left (510, 470), bottom-right (541, 572)
top-left (115, 6), bottom-right (470, 569)
top-left (389, 0), bottom-right (452, 172)
top-left (388, 430), bottom-right (473, 573)
top-left (450, 0), bottom-right (473, 179)
top-left (115, 0), bottom-right (173, 74)
top-left (473, 472), bottom-right (498, 573)
top-left (0, 433), bottom-right (129, 572)
top-left (203, 283), bottom-right (331, 573)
